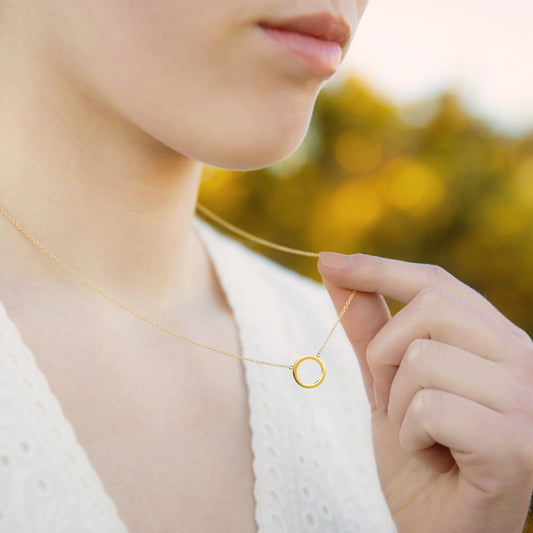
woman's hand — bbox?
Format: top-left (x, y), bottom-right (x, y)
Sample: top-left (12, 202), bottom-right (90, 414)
top-left (317, 252), bottom-right (533, 533)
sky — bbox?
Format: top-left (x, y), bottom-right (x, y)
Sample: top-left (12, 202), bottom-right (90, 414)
top-left (335, 0), bottom-right (533, 137)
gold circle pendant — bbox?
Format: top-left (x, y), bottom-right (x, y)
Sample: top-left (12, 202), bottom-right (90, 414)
top-left (292, 355), bottom-right (326, 389)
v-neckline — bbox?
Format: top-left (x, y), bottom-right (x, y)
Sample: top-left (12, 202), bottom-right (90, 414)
top-left (0, 213), bottom-right (258, 532)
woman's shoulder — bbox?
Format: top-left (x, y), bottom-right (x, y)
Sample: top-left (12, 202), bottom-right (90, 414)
top-left (0, 299), bottom-right (128, 532)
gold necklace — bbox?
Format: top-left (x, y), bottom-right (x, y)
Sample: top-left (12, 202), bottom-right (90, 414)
top-left (0, 202), bottom-right (355, 388)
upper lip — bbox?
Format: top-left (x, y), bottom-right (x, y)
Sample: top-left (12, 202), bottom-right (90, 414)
top-left (258, 11), bottom-right (352, 49)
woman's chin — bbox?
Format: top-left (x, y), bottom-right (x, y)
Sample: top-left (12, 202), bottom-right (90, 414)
top-left (192, 125), bottom-right (310, 171)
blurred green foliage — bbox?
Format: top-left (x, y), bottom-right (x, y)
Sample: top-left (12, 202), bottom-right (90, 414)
top-left (199, 75), bottom-right (533, 333)
top-left (198, 75), bottom-right (533, 532)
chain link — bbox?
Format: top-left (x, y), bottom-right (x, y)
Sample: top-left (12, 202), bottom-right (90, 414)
top-left (0, 202), bottom-right (356, 370)
top-left (195, 203), bottom-right (321, 257)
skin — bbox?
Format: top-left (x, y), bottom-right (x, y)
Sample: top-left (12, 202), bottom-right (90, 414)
top-left (0, 0), bottom-right (531, 531)
top-left (318, 253), bottom-right (533, 533)
top-left (0, 1), bottom-right (365, 531)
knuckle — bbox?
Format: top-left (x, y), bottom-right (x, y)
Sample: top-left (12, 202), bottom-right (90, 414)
top-left (404, 338), bottom-right (431, 369)
top-left (520, 342), bottom-right (533, 369)
top-left (525, 360), bottom-right (533, 388)
top-left (510, 345), bottom-right (533, 386)
top-left (521, 426), bottom-right (533, 475)
top-left (387, 385), bottom-right (403, 429)
top-left (507, 417), bottom-right (533, 471)
top-left (424, 263), bottom-right (450, 286)
top-left (400, 390), bottom-right (437, 451)
top-left (365, 338), bottom-right (382, 371)
top-left (510, 376), bottom-right (533, 415)
top-left (415, 286), bottom-right (447, 308)
top-left (410, 388), bottom-right (433, 418)
top-left (515, 326), bottom-right (533, 346)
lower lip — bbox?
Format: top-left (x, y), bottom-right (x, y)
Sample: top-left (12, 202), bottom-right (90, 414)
top-left (258, 25), bottom-right (342, 77)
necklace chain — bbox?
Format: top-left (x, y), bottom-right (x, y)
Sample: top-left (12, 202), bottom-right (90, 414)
top-left (195, 203), bottom-right (321, 257)
top-left (0, 202), bottom-right (356, 383)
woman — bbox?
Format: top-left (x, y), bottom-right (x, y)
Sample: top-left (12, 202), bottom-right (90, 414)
top-left (0, 0), bottom-right (531, 532)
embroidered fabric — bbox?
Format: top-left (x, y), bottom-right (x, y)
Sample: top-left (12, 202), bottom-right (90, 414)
top-left (192, 216), bottom-right (397, 533)
top-left (0, 214), bottom-right (397, 532)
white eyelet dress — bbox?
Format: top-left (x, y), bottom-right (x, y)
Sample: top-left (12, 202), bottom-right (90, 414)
top-left (0, 214), bottom-right (398, 533)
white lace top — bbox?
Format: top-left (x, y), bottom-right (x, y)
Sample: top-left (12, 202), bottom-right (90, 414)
top-left (0, 214), bottom-right (397, 533)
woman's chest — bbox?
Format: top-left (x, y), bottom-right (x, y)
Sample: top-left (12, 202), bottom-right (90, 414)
top-left (76, 360), bottom-right (258, 533)
top-left (74, 355), bottom-right (257, 533)
top-left (3, 300), bottom-right (258, 533)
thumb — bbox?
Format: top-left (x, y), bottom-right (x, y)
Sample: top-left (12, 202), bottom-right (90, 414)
top-left (318, 253), bottom-right (391, 410)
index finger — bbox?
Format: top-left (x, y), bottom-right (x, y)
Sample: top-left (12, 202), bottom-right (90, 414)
top-left (318, 252), bottom-right (530, 343)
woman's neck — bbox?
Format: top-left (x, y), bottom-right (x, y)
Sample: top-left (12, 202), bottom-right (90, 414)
top-left (0, 58), bottom-right (208, 315)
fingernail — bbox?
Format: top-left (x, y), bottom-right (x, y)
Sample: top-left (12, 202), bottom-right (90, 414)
top-left (319, 252), bottom-right (352, 271)
top-left (373, 381), bottom-right (387, 411)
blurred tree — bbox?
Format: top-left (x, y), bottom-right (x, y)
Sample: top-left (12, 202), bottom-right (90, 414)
top-left (198, 75), bottom-right (533, 531)
top-left (199, 75), bottom-right (533, 329)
